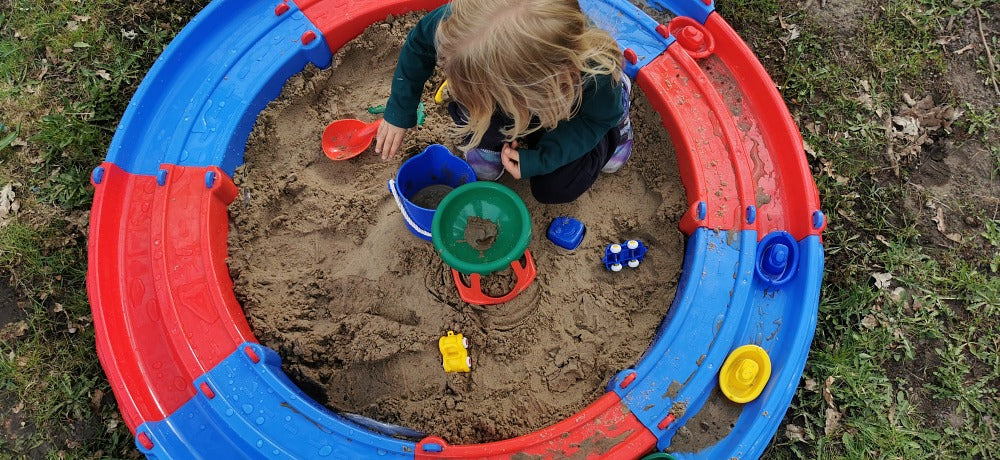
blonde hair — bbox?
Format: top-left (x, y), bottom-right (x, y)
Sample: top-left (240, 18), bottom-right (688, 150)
top-left (436, 0), bottom-right (623, 151)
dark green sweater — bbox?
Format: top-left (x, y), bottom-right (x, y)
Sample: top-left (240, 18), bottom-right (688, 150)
top-left (384, 5), bottom-right (624, 178)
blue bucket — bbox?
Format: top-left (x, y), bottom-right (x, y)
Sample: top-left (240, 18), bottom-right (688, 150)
top-left (388, 144), bottom-right (476, 241)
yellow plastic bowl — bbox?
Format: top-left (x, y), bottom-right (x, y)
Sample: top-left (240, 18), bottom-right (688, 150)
top-left (719, 344), bottom-right (771, 403)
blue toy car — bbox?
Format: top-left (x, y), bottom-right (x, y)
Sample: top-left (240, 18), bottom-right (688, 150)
top-left (602, 239), bottom-right (648, 271)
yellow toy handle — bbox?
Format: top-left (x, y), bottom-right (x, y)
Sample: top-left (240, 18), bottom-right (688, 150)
top-left (434, 80), bottom-right (450, 104)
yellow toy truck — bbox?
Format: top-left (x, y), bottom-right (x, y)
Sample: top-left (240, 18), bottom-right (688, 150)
top-left (438, 331), bottom-right (471, 373)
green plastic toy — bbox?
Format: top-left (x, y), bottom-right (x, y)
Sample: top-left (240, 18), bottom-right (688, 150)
top-left (431, 182), bottom-right (536, 305)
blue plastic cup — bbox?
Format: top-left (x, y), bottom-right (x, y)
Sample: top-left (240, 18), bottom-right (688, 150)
top-left (388, 144), bottom-right (476, 241)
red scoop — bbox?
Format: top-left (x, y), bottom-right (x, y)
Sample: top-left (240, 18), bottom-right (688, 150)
top-left (322, 118), bottom-right (382, 160)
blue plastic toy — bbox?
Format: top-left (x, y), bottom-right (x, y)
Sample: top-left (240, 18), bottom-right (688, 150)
top-left (602, 239), bottom-right (648, 271)
top-left (547, 216), bottom-right (586, 250)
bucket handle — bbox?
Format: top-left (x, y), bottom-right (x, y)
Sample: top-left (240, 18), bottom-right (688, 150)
top-left (388, 179), bottom-right (432, 238)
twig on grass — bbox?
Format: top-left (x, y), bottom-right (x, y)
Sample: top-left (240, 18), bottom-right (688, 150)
top-left (976, 8), bottom-right (1000, 97)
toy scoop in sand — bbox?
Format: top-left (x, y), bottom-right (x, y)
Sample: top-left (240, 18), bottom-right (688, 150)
top-left (431, 181), bottom-right (536, 306)
top-left (322, 118), bottom-right (381, 160)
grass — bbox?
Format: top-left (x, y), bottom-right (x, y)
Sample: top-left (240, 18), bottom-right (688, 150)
top-left (1, 1), bottom-right (206, 457)
top-left (717, 0), bottom-right (1000, 458)
top-left (2, 0), bottom-right (999, 458)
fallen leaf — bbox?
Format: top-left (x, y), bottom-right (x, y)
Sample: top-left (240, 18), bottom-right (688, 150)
top-left (945, 232), bottom-right (963, 243)
top-left (73, 41), bottom-right (90, 48)
top-left (932, 206), bottom-right (947, 233)
top-left (10, 321), bottom-right (28, 338)
top-left (803, 140), bottom-right (818, 159)
top-left (861, 314), bottom-right (878, 329)
top-left (825, 407), bottom-right (843, 435)
top-left (872, 272), bottom-right (893, 290)
top-left (955, 43), bottom-right (975, 54)
top-left (0, 183), bottom-right (18, 221)
top-left (890, 287), bottom-right (906, 302)
top-left (90, 389), bottom-right (105, 410)
top-left (786, 424), bottom-right (805, 442)
top-left (105, 418), bottom-right (120, 433)
top-left (804, 378), bottom-right (818, 392)
top-left (823, 376), bottom-right (838, 410)
top-left (892, 115), bottom-right (920, 136)
top-left (95, 69), bottom-right (111, 81)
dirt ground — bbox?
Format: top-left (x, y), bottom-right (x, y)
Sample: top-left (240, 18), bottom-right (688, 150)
top-left (227, 13), bottom-right (687, 444)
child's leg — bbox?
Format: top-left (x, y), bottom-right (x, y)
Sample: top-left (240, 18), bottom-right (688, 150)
top-left (529, 129), bottom-right (617, 204)
top-left (601, 76), bottom-right (634, 173)
top-left (448, 102), bottom-right (508, 180)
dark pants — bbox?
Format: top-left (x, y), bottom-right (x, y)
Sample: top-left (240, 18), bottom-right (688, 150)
top-left (448, 102), bottom-right (617, 204)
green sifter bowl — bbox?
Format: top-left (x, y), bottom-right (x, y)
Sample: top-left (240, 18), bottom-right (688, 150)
top-left (431, 181), bottom-right (531, 276)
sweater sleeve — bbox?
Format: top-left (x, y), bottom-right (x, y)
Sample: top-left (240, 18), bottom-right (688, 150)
top-left (383, 5), bottom-right (450, 128)
top-left (517, 73), bottom-right (624, 178)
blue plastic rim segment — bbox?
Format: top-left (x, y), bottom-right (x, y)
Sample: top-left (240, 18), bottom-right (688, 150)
top-left (688, 235), bottom-right (823, 458)
top-left (611, 229), bottom-right (822, 457)
top-left (580, 0), bottom-right (675, 78)
top-left (104, 0), bottom-right (331, 178)
top-left (614, 229), bottom-right (756, 446)
top-left (643, 0), bottom-right (716, 25)
top-left (136, 343), bottom-right (417, 459)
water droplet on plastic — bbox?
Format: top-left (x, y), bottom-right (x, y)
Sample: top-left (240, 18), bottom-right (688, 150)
top-left (225, 408), bottom-right (234, 417)
top-left (257, 440), bottom-right (264, 448)
top-left (318, 446), bottom-right (333, 456)
top-left (242, 404), bottom-right (253, 414)
top-left (256, 416), bottom-right (265, 425)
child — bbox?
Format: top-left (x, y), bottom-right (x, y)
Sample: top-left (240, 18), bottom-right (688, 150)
top-left (375, 0), bottom-right (633, 204)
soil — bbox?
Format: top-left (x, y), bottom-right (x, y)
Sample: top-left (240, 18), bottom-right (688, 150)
top-left (227, 12), bottom-right (687, 445)
top-left (460, 217), bottom-right (498, 255)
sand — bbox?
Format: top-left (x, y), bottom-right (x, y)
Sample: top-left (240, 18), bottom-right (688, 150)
top-left (227, 13), bottom-right (687, 444)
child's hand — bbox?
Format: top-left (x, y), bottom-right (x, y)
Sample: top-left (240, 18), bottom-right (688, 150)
top-left (375, 121), bottom-right (408, 160)
top-left (501, 141), bottom-right (521, 179)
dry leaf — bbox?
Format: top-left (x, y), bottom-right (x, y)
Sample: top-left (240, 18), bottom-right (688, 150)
top-left (7, 321), bottom-right (29, 339)
top-left (786, 424), bottom-right (806, 442)
top-left (893, 115), bottom-right (920, 136)
top-left (955, 44), bottom-right (975, 55)
top-left (861, 314), bottom-right (878, 329)
top-left (95, 69), bottom-right (111, 81)
top-left (823, 376), bottom-right (837, 409)
top-left (90, 389), bottom-right (105, 410)
top-left (825, 407), bottom-right (843, 435)
top-left (803, 140), bottom-right (818, 159)
top-left (932, 207), bottom-right (947, 233)
top-left (804, 378), bottom-right (818, 392)
top-left (872, 272), bottom-right (893, 290)
top-left (0, 183), bottom-right (19, 224)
